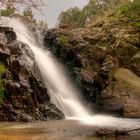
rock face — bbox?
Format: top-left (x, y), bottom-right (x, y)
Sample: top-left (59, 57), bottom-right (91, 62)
top-left (43, 17), bottom-right (140, 118)
top-left (0, 13), bottom-right (140, 119)
top-left (0, 26), bottom-right (64, 121)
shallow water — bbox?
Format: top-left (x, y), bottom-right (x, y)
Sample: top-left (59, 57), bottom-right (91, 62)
top-left (0, 120), bottom-right (140, 140)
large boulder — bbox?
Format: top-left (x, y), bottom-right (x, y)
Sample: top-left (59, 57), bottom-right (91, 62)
top-left (98, 68), bottom-right (140, 118)
top-left (131, 52), bottom-right (140, 76)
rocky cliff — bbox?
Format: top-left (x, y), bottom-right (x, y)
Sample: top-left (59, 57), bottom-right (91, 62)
top-left (44, 14), bottom-right (140, 118)
top-left (0, 7), bottom-right (140, 121)
top-left (0, 26), bottom-right (64, 121)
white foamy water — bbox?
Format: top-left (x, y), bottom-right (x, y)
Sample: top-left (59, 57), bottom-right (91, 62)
top-left (1, 17), bottom-right (140, 129)
top-left (0, 17), bottom-right (90, 118)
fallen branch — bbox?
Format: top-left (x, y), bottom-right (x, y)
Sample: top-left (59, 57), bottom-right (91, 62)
top-left (96, 128), bottom-right (140, 137)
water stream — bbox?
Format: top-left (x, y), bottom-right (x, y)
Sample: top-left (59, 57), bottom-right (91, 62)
top-left (0, 17), bottom-right (140, 130)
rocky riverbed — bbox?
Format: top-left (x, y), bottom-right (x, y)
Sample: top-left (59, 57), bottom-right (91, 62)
top-left (0, 120), bottom-right (140, 140)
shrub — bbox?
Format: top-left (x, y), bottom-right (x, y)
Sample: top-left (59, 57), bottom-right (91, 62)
top-left (0, 64), bottom-right (5, 78)
top-left (58, 35), bottom-right (69, 45)
top-left (120, 0), bottom-right (140, 17)
top-left (120, 5), bottom-right (130, 15)
top-left (135, 22), bottom-right (140, 28)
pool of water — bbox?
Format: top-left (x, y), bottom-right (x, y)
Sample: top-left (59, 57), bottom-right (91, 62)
top-left (0, 120), bottom-right (140, 140)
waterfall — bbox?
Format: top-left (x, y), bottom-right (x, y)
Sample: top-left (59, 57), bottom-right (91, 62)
top-left (1, 17), bottom-right (140, 129)
top-left (0, 17), bottom-right (90, 118)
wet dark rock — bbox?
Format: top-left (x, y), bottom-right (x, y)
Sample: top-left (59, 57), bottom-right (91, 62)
top-left (0, 33), bottom-right (10, 60)
top-left (41, 103), bottom-right (65, 120)
top-left (101, 96), bottom-right (123, 114)
top-left (0, 42), bottom-right (10, 60)
top-left (19, 113), bottom-right (34, 122)
top-left (0, 26), bottom-right (64, 121)
top-left (0, 26), bottom-right (16, 43)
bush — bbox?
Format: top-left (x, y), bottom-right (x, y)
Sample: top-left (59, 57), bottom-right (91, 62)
top-left (58, 35), bottom-right (69, 45)
top-left (135, 22), bottom-right (140, 28)
top-left (120, 0), bottom-right (140, 17)
top-left (0, 64), bottom-right (5, 77)
top-left (120, 5), bottom-right (130, 14)
top-left (0, 5), bottom-right (15, 17)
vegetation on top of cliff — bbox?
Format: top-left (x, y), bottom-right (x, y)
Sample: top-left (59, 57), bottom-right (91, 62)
top-left (106, 0), bottom-right (140, 29)
top-left (0, 64), bottom-right (5, 106)
top-left (0, 0), bottom-right (44, 11)
top-left (58, 0), bottom-right (123, 28)
top-left (119, 0), bottom-right (140, 16)
top-left (58, 0), bottom-right (140, 29)
top-left (0, 0), bottom-right (48, 30)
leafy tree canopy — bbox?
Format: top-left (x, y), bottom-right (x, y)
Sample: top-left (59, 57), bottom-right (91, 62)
top-left (58, 0), bottom-right (137, 29)
top-left (0, 0), bottom-right (48, 31)
top-left (0, 0), bottom-right (44, 10)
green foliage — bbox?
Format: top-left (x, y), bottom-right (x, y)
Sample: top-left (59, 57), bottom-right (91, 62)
top-left (0, 0), bottom-right (46, 28)
top-left (111, 81), bottom-right (116, 88)
top-left (58, 35), bottom-right (69, 45)
top-left (0, 0), bottom-right (44, 11)
top-left (120, 5), bottom-right (130, 14)
top-left (120, 0), bottom-right (140, 17)
top-left (58, 7), bottom-right (83, 28)
top-left (58, 0), bottom-right (140, 29)
top-left (58, 0), bottom-right (123, 28)
top-left (23, 92), bottom-right (30, 97)
top-left (134, 22), bottom-right (140, 28)
top-left (130, 21), bottom-right (140, 29)
top-left (0, 64), bottom-right (5, 78)
top-left (23, 7), bottom-right (34, 22)
top-left (0, 5), bottom-right (15, 17)
top-left (0, 64), bottom-right (5, 106)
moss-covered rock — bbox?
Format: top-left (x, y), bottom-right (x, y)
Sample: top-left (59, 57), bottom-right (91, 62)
top-left (0, 64), bottom-right (6, 106)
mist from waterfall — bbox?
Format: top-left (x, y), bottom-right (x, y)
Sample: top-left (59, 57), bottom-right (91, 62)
top-left (1, 17), bottom-right (140, 129)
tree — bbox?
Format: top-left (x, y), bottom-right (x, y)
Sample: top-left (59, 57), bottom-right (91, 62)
top-left (0, 0), bottom-right (44, 17)
top-left (58, 0), bottom-right (126, 29)
top-left (58, 7), bottom-right (83, 28)
top-left (0, 0), bottom-right (46, 23)
top-left (0, 0), bottom-right (44, 10)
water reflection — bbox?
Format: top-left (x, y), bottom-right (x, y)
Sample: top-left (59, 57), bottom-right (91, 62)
top-left (0, 134), bottom-right (52, 140)
top-left (0, 120), bottom-right (139, 140)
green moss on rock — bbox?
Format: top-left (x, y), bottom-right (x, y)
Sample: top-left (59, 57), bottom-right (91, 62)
top-left (0, 64), bottom-right (6, 106)
top-left (58, 35), bottom-right (69, 45)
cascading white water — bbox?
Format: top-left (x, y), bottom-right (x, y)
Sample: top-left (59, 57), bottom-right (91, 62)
top-left (0, 17), bottom-right (90, 118)
top-left (1, 17), bottom-right (140, 129)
